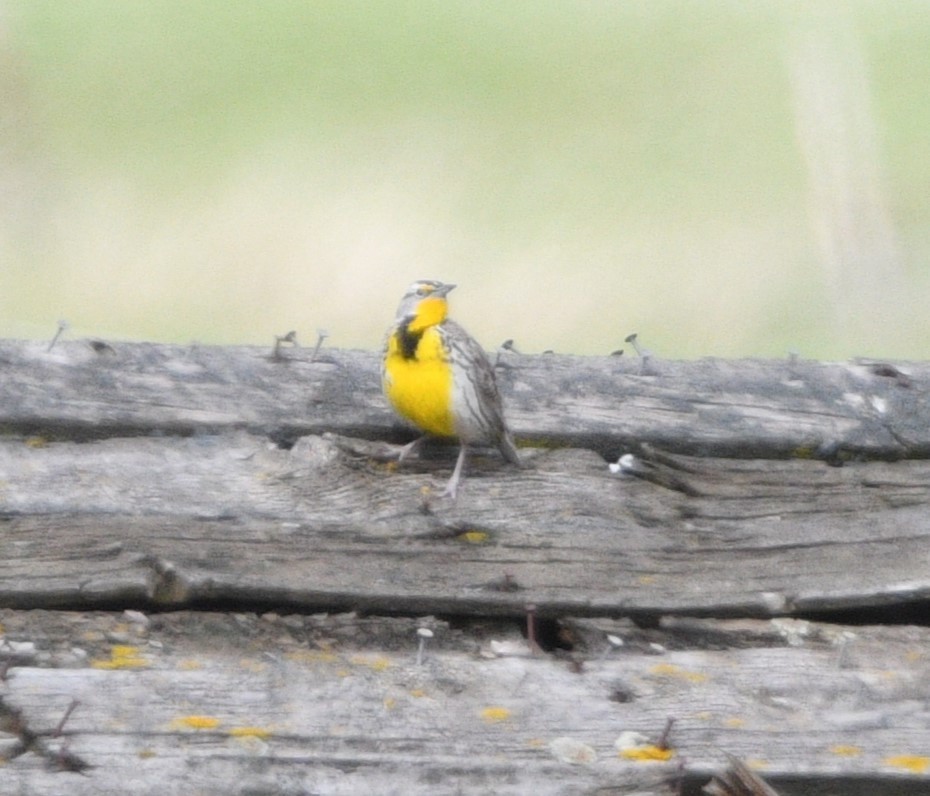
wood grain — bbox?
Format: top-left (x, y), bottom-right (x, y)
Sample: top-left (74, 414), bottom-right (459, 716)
top-left (2, 339), bottom-right (929, 794)
top-left (3, 431), bottom-right (930, 618)
top-left (2, 339), bottom-right (927, 457)
top-left (2, 610), bottom-right (930, 796)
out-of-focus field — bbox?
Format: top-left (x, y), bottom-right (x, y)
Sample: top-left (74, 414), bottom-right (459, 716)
top-left (2, 1), bottom-right (929, 358)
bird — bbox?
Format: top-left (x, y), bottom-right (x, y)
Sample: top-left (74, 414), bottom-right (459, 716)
top-left (382, 279), bottom-right (521, 499)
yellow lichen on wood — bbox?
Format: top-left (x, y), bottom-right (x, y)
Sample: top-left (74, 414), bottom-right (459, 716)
top-left (648, 663), bottom-right (707, 683)
top-left (457, 530), bottom-right (490, 544)
top-left (480, 706), bottom-right (511, 723)
top-left (883, 755), bottom-right (930, 774)
top-left (619, 745), bottom-right (674, 762)
top-left (91, 645), bottom-right (149, 669)
top-left (228, 726), bottom-right (272, 740)
top-left (171, 715), bottom-right (221, 731)
top-left (284, 649), bottom-right (338, 665)
top-left (829, 745), bottom-right (861, 757)
top-left (349, 654), bottom-right (391, 671)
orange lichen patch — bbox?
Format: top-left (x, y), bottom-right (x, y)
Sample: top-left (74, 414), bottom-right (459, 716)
top-left (723, 716), bottom-right (745, 728)
top-left (177, 659), bottom-right (202, 671)
top-left (619, 745), bottom-right (674, 762)
top-left (829, 745), bottom-right (862, 757)
top-left (480, 706), bottom-right (512, 723)
top-left (383, 697), bottom-right (397, 710)
top-left (137, 748), bottom-right (156, 759)
top-left (883, 755), bottom-right (930, 774)
top-left (526, 737), bottom-right (546, 748)
top-left (170, 715), bottom-right (220, 731)
top-left (24, 436), bottom-right (47, 448)
top-left (91, 645), bottom-right (149, 669)
top-left (905, 650), bottom-right (923, 663)
top-left (228, 726), bottom-right (272, 740)
top-left (637, 575), bottom-right (656, 585)
top-left (409, 689), bottom-right (427, 698)
top-left (648, 663), bottom-right (707, 683)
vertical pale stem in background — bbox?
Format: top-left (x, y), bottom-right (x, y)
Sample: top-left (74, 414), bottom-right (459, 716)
top-left (788, 13), bottom-right (904, 343)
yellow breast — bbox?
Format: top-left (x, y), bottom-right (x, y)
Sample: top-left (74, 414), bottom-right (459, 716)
top-left (383, 326), bottom-right (456, 438)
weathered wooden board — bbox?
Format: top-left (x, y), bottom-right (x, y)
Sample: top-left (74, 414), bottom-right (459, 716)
top-left (3, 339), bottom-right (930, 795)
top-left (1, 339), bottom-right (928, 457)
top-left (1, 610), bottom-right (929, 796)
top-left (2, 433), bottom-right (930, 618)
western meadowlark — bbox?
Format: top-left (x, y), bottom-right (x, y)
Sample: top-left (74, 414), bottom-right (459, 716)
top-left (382, 279), bottom-right (521, 498)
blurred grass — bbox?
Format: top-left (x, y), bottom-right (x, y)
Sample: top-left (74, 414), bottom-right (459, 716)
top-left (2, 1), bottom-right (929, 358)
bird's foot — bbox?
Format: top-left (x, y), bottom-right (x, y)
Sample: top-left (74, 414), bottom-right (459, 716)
top-left (397, 436), bottom-right (426, 464)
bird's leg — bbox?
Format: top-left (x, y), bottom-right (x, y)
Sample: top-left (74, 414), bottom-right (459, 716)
top-left (397, 435), bottom-right (426, 464)
top-left (442, 444), bottom-right (468, 500)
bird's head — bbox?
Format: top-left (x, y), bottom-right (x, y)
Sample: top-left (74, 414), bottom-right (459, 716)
top-left (395, 280), bottom-right (456, 332)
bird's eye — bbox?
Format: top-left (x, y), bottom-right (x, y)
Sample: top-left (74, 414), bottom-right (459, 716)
top-left (417, 286), bottom-right (432, 297)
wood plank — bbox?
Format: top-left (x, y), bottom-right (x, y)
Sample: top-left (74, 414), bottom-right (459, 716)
top-left (2, 433), bottom-right (930, 617)
top-left (1, 339), bottom-right (927, 457)
top-left (2, 610), bottom-right (928, 796)
top-left (4, 339), bottom-right (930, 793)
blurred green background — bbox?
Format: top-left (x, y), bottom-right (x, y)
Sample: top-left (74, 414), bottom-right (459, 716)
top-left (2, 0), bottom-right (929, 359)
